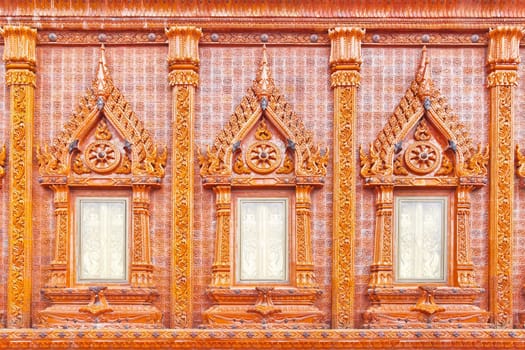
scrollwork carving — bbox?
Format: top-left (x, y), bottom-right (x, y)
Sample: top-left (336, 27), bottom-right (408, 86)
top-left (458, 145), bottom-right (489, 177)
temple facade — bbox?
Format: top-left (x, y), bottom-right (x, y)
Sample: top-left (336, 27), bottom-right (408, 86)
top-left (1, 1), bottom-right (525, 348)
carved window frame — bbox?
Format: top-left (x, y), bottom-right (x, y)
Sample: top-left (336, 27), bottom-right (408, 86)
top-left (199, 47), bottom-right (328, 328)
top-left (359, 48), bottom-right (489, 327)
top-left (35, 46), bottom-right (166, 328)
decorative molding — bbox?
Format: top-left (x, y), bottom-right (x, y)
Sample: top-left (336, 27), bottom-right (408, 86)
top-left (167, 26), bottom-right (201, 329)
top-left (487, 26), bottom-right (525, 67)
top-left (0, 25), bottom-right (37, 70)
top-left (330, 70), bottom-right (361, 88)
top-left (166, 26), bottom-right (202, 70)
top-left (6, 1), bottom-right (525, 23)
top-left (26, 30), bottom-right (490, 46)
top-left (2, 25), bottom-right (37, 329)
top-left (487, 71), bottom-right (518, 87)
top-left (329, 27), bottom-right (364, 329)
top-left (487, 25), bottom-right (524, 329)
top-left (0, 328), bottom-right (525, 348)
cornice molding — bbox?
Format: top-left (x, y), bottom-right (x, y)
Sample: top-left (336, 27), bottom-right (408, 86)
top-left (4, 1), bottom-right (525, 19)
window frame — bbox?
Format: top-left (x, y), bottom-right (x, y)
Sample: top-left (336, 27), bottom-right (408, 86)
top-left (232, 189), bottom-right (295, 287)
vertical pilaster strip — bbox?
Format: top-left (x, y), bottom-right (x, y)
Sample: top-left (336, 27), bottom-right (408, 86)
top-left (1, 25), bottom-right (37, 328)
top-left (167, 26), bottom-right (202, 328)
top-left (329, 27), bottom-right (365, 328)
top-left (486, 26), bottom-right (524, 328)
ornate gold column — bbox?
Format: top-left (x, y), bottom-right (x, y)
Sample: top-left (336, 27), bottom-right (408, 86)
top-left (486, 26), bottom-right (524, 328)
top-left (329, 27), bottom-right (365, 328)
top-left (1, 25), bottom-right (37, 328)
top-left (166, 25), bottom-right (202, 328)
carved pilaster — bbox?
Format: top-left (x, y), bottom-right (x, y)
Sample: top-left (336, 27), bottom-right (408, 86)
top-left (369, 185), bottom-right (394, 288)
top-left (486, 25), bottom-right (524, 328)
top-left (295, 185), bottom-right (316, 288)
top-left (131, 185), bottom-right (154, 287)
top-left (167, 25), bottom-right (202, 328)
top-left (211, 185), bottom-right (232, 288)
top-left (46, 185), bottom-right (69, 288)
top-left (456, 185), bottom-right (476, 288)
top-left (329, 26), bottom-right (364, 328)
top-left (1, 25), bottom-right (37, 328)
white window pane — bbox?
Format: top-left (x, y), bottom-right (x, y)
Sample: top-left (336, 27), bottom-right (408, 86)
top-left (77, 198), bottom-right (128, 282)
top-left (395, 196), bottom-right (447, 282)
top-left (238, 198), bottom-right (288, 283)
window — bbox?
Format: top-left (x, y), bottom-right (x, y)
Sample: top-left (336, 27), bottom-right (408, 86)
top-left (237, 198), bottom-right (288, 283)
top-left (76, 197), bottom-right (128, 283)
top-left (395, 196), bottom-right (447, 283)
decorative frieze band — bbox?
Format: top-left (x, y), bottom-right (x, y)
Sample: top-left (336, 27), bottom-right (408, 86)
top-left (24, 30), bottom-right (491, 46)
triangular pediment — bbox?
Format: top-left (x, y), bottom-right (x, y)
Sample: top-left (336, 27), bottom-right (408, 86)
top-left (37, 46), bottom-right (166, 179)
top-left (360, 47), bottom-right (488, 180)
top-left (198, 46), bottom-right (328, 180)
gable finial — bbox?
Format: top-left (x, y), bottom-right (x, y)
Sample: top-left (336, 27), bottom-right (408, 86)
top-left (416, 46), bottom-right (434, 98)
top-left (95, 44), bottom-right (112, 98)
top-left (253, 45), bottom-right (275, 101)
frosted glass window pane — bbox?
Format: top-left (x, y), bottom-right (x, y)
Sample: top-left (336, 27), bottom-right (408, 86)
top-left (77, 198), bottom-right (128, 282)
top-left (238, 198), bottom-right (288, 283)
top-left (395, 197), bottom-right (447, 282)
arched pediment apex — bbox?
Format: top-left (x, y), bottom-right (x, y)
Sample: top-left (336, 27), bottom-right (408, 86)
top-left (360, 48), bottom-right (488, 182)
top-left (198, 47), bottom-right (328, 181)
top-left (37, 46), bottom-right (166, 181)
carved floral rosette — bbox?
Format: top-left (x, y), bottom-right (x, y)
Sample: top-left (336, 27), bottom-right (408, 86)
top-left (199, 47), bottom-right (328, 329)
top-left (359, 47), bottom-right (489, 328)
top-left (35, 46), bottom-right (165, 329)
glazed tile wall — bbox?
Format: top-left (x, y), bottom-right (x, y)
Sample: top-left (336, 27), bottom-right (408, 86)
top-left (513, 47), bottom-right (525, 325)
top-left (356, 46), bottom-right (489, 327)
top-left (194, 45), bottom-right (333, 325)
top-left (33, 45), bottom-right (172, 325)
top-left (0, 40), bottom-right (505, 328)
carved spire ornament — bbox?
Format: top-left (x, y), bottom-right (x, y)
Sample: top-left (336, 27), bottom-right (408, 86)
top-left (200, 47), bottom-right (327, 329)
top-left (36, 45), bottom-right (165, 329)
top-left (360, 47), bottom-right (489, 328)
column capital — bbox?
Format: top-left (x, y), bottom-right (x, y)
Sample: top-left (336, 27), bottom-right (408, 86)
top-left (329, 27), bottom-right (365, 71)
top-left (166, 26), bottom-right (202, 72)
top-left (1, 25), bottom-right (37, 71)
top-left (487, 26), bottom-right (525, 71)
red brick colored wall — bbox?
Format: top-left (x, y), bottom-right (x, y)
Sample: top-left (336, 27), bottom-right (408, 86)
top-left (32, 45), bottom-right (173, 325)
top-left (193, 45), bottom-right (333, 325)
top-left (512, 48), bottom-right (525, 326)
top-left (356, 46), bottom-right (489, 327)
top-left (2, 40), bottom-right (499, 328)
